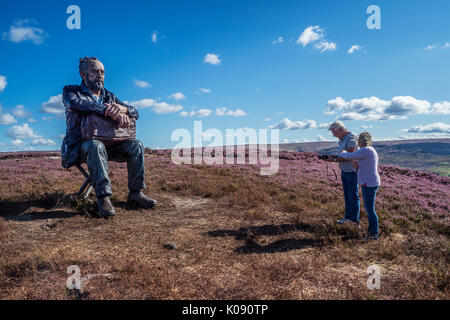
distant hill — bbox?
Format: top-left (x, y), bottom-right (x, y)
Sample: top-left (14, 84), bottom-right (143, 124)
top-left (280, 138), bottom-right (450, 177)
top-left (278, 141), bottom-right (337, 153)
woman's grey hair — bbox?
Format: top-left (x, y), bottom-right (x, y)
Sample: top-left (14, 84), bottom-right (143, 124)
top-left (328, 121), bottom-right (346, 132)
top-left (358, 131), bottom-right (373, 147)
top-left (79, 56), bottom-right (98, 74)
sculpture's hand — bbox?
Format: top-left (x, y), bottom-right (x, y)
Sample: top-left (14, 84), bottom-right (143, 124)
top-left (118, 113), bottom-right (131, 128)
top-left (112, 103), bottom-right (129, 115)
top-left (104, 103), bottom-right (121, 119)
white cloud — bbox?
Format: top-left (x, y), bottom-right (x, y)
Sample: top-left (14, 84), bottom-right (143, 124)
top-left (348, 45), bottom-right (363, 54)
top-left (180, 111), bottom-right (193, 117)
top-left (401, 122), bottom-right (450, 134)
top-left (325, 96), bottom-right (391, 115)
top-left (12, 104), bottom-right (30, 118)
top-left (151, 102), bottom-right (183, 114)
top-left (268, 118), bottom-right (317, 130)
top-left (297, 25), bottom-right (337, 53)
top-left (40, 94), bottom-right (64, 114)
top-left (6, 123), bottom-right (42, 139)
top-left (335, 112), bottom-right (370, 121)
top-left (297, 26), bottom-right (324, 46)
top-left (10, 139), bottom-right (25, 146)
top-left (170, 92), bottom-right (186, 101)
top-left (126, 99), bottom-right (183, 114)
top-left (361, 125), bottom-right (373, 129)
top-left (324, 96), bottom-right (449, 121)
top-left (31, 138), bottom-right (56, 146)
top-left (0, 113), bottom-right (17, 125)
top-left (2, 19), bottom-right (48, 45)
top-left (431, 101), bottom-right (450, 115)
top-left (423, 43), bottom-right (450, 50)
top-left (232, 109), bottom-right (246, 117)
top-left (314, 41), bottom-right (337, 53)
top-left (216, 107), bottom-right (246, 117)
top-left (195, 88), bottom-right (211, 94)
top-left (134, 80), bottom-right (151, 88)
top-left (215, 108), bottom-right (226, 116)
top-left (180, 109), bottom-right (211, 118)
top-left (196, 109), bottom-right (211, 117)
top-left (272, 36), bottom-right (284, 44)
top-left (318, 122), bottom-right (331, 129)
top-left (336, 112), bottom-right (406, 121)
top-left (204, 53), bottom-right (221, 65)
top-left (151, 30), bottom-right (158, 43)
top-left (28, 118), bottom-right (37, 123)
top-left (124, 99), bottom-right (155, 109)
top-left (384, 96), bottom-right (431, 115)
top-left (126, 99), bottom-right (154, 109)
top-left (0, 75), bottom-right (6, 92)
top-left (324, 96), bottom-right (348, 115)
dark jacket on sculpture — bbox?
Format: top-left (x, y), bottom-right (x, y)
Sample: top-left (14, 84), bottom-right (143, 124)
top-left (61, 81), bottom-right (139, 168)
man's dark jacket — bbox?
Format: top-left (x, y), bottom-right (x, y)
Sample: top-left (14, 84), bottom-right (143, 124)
top-left (61, 82), bottom-right (139, 168)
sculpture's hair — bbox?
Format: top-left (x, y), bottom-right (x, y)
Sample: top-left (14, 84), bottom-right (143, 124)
top-left (79, 56), bottom-right (99, 74)
top-left (328, 121), bottom-right (346, 131)
top-left (358, 131), bottom-right (373, 147)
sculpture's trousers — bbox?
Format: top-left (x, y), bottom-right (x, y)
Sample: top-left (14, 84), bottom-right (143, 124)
top-left (81, 139), bottom-right (146, 198)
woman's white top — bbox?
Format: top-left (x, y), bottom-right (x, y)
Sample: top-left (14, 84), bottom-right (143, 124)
top-left (339, 146), bottom-right (381, 187)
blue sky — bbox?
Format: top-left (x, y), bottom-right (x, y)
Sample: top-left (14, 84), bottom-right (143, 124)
top-left (0, 0), bottom-right (449, 151)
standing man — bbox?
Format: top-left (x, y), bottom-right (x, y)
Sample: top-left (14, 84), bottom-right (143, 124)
top-left (61, 57), bottom-right (157, 218)
top-left (327, 121), bottom-right (360, 226)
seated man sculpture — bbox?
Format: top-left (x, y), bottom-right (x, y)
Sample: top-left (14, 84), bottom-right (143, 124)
top-left (61, 56), bottom-right (157, 217)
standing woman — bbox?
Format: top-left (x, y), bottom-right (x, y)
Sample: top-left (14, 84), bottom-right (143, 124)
top-left (338, 132), bottom-right (381, 240)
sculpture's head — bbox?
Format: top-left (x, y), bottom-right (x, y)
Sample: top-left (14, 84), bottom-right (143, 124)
top-left (79, 57), bottom-right (105, 92)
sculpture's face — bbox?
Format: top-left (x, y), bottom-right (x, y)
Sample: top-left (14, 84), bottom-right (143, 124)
top-left (81, 60), bottom-right (105, 92)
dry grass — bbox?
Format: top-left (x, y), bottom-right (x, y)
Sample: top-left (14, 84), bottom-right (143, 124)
top-left (0, 151), bottom-right (448, 300)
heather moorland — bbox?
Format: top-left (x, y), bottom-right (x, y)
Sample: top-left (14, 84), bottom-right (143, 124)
top-left (0, 148), bottom-right (448, 299)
